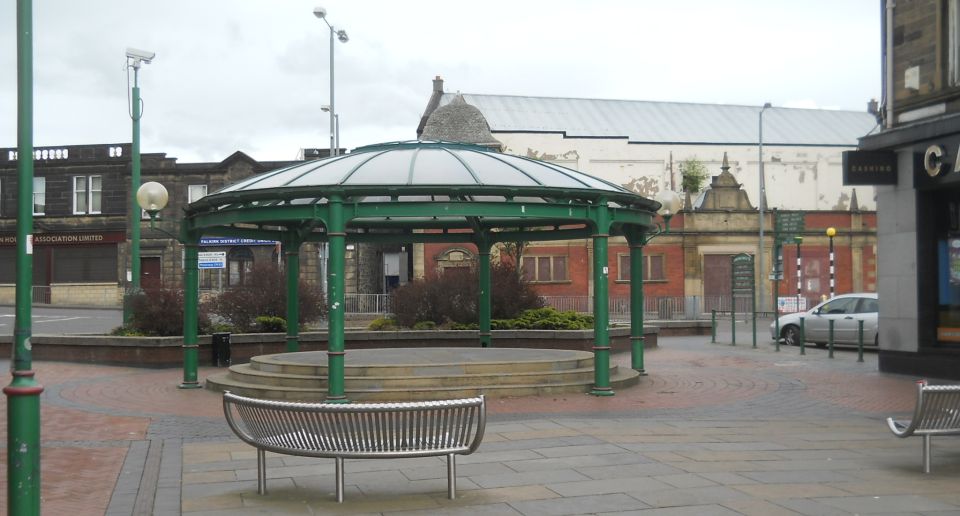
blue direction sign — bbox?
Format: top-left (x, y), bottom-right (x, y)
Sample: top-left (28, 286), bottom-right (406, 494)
top-left (198, 251), bottom-right (227, 269)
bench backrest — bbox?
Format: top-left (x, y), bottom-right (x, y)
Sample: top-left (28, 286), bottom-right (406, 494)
top-left (223, 392), bottom-right (486, 459)
top-left (910, 384), bottom-right (960, 435)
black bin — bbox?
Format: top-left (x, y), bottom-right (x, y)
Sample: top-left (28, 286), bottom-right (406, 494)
top-left (211, 332), bottom-right (231, 367)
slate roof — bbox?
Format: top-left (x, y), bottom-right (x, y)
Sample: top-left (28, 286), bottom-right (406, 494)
top-left (438, 93), bottom-right (879, 146)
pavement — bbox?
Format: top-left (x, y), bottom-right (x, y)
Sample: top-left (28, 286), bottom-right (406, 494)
top-left (2, 330), bottom-right (960, 515)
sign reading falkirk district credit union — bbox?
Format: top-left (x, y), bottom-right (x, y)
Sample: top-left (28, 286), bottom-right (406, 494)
top-left (0, 231), bottom-right (126, 246)
top-left (842, 150), bottom-right (898, 185)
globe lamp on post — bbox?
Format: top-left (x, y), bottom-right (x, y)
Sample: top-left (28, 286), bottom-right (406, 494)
top-left (655, 189), bottom-right (682, 233)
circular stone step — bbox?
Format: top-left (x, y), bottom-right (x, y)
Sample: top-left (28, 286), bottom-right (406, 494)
top-left (205, 347), bottom-right (638, 401)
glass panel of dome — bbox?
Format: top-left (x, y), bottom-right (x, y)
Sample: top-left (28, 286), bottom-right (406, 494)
top-left (494, 154), bottom-right (593, 188)
top-left (345, 149), bottom-right (417, 185)
top-left (457, 151), bottom-right (539, 186)
top-left (283, 155), bottom-right (365, 187)
top-left (412, 149), bottom-right (478, 184)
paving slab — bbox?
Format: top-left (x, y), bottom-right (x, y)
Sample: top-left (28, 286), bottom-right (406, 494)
top-left (3, 334), bottom-right (960, 515)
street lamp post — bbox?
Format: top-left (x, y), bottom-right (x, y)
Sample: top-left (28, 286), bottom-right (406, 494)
top-left (7, 1), bottom-right (43, 512)
top-left (628, 190), bottom-right (681, 373)
top-left (758, 102), bottom-right (772, 314)
top-left (124, 47), bottom-right (155, 325)
top-left (313, 6), bottom-right (348, 158)
top-left (136, 182), bottom-right (204, 388)
top-left (826, 227), bottom-right (836, 299)
top-left (321, 105), bottom-right (341, 156)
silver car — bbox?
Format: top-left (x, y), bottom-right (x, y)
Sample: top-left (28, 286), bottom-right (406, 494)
top-left (770, 293), bottom-right (879, 347)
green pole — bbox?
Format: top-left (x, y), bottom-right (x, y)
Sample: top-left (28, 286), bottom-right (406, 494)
top-left (284, 238), bottom-right (301, 352)
top-left (180, 241), bottom-right (201, 388)
top-left (711, 309), bottom-right (716, 343)
top-left (478, 243), bottom-right (492, 348)
top-left (752, 292), bottom-right (757, 349)
top-left (326, 196), bottom-right (348, 403)
top-left (828, 319), bottom-right (834, 358)
top-left (6, 1), bottom-right (42, 512)
top-left (799, 316), bottom-right (806, 355)
top-left (731, 304), bottom-right (736, 346)
top-left (774, 242), bottom-right (781, 352)
top-left (858, 320), bottom-right (865, 363)
top-left (590, 205), bottom-right (613, 396)
top-left (629, 237), bottom-right (645, 372)
top-left (125, 67), bottom-right (143, 326)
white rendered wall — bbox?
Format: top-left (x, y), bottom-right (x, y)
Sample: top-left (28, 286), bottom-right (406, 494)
top-left (494, 132), bottom-right (876, 212)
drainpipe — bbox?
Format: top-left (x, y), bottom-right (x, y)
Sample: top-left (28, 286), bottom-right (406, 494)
top-left (885, 0), bottom-right (895, 128)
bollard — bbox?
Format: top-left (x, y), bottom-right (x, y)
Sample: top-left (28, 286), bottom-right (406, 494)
top-left (731, 310), bottom-right (736, 346)
top-left (828, 319), bottom-right (834, 359)
top-left (711, 310), bottom-right (716, 343)
top-left (858, 320), bottom-right (865, 362)
top-left (799, 317), bottom-right (806, 355)
top-left (752, 311), bottom-right (757, 349)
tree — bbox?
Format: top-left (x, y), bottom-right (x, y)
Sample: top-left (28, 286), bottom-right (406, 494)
top-left (680, 158), bottom-right (709, 193)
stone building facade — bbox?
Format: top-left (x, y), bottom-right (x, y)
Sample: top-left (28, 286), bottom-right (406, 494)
top-left (416, 78), bottom-right (879, 312)
top-left (0, 144), bottom-right (324, 306)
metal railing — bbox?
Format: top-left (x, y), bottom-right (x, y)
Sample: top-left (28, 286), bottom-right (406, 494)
top-left (539, 295), bottom-right (821, 320)
top-left (344, 293), bottom-right (391, 314)
top-left (32, 286), bottom-right (51, 304)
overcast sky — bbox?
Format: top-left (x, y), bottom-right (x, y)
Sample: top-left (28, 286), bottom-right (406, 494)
top-left (0, 1), bottom-right (881, 163)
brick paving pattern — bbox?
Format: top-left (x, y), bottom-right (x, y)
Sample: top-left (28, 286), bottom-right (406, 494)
top-left (0, 333), bottom-right (957, 515)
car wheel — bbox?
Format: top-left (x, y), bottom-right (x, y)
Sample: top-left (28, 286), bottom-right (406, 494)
top-left (781, 325), bottom-right (800, 346)
top-left (815, 342), bottom-right (827, 348)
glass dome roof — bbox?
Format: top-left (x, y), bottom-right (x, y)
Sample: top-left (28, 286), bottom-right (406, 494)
top-left (204, 141), bottom-right (647, 208)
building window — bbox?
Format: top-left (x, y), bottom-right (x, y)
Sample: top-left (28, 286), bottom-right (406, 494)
top-left (73, 175), bottom-right (102, 214)
top-left (227, 247), bottom-right (254, 286)
top-left (617, 253), bottom-right (666, 281)
top-left (33, 177), bottom-right (45, 216)
top-left (521, 255), bottom-right (567, 283)
top-left (188, 184), bottom-right (208, 204)
top-left (52, 245), bottom-right (117, 282)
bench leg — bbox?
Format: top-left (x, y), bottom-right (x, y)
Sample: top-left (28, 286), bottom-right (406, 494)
top-left (923, 435), bottom-right (931, 474)
top-left (447, 453), bottom-right (456, 500)
top-left (336, 457), bottom-right (344, 503)
top-left (257, 449), bottom-right (267, 495)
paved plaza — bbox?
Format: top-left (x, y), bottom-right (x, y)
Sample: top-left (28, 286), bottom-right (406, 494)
top-left (2, 331), bottom-right (960, 515)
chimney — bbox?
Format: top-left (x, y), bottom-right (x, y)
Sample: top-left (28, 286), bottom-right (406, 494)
top-left (433, 75), bottom-right (444, 94)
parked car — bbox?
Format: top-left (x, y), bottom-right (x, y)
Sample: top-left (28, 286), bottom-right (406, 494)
top-left (771, 293), bottom-right (878, 347)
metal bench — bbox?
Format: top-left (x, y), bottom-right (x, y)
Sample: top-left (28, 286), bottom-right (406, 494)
top-left (223, 392), bottom-right (486, 502)
top-left (886, 381), bottom-right (960, 473)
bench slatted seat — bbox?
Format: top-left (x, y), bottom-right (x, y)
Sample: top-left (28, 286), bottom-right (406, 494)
top-left (223, 392), bottom-right (486, 502)
top-left (887, 382), bottom-right (960, 473)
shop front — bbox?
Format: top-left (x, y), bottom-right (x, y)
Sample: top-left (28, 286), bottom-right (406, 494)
top-left (0, 230), bottom-right (126, 306)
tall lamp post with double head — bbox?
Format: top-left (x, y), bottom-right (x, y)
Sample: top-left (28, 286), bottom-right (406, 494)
top-left (758, 102), bottom-right (772, 314)
top-left (313, 6), bottom-right (348, 158)
top-left (124, 47), bottom-right (155, 325)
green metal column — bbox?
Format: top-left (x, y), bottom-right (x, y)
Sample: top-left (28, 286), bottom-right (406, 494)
top-left (591, 203), bottom-right (613, 396)
top-left (326, 196), bottom-right (348, 403)
top-left (478, 242), bottom-right (492, 348)
top-left (628, 233), bottom-right (646, 373)
top-left (124, 68), bottom-right (143, 326)
top-left (180, 240), bottom-right (201, 388)
top-left (284, 237), bottom-right (301, 353)
top-left (5, 1), bottom-right (42, 512)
